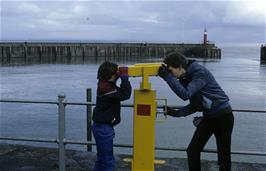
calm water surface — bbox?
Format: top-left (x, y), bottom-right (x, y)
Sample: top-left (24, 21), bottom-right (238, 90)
top-left (0, 44), bottom-right (265, 163)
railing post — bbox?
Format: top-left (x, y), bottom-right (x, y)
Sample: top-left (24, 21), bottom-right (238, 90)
top-left (87, 88), bottom-right (92, 152)
top-left (58, 94), bottom-right (66, 171)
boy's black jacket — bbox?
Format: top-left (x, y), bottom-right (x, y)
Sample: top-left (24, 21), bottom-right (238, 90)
top-left (92, 78), bottom-right (132, 127)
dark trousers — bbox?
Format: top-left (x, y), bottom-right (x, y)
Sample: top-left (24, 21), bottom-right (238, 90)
top-left (92, 122), bottom-right (115, 171)
top-left (187, 112), bottom-right (234, 171)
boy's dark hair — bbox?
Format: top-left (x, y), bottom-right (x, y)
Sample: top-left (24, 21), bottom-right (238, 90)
top-left (97, 61), bottom-right (118, 81)
top-left (163, 51), bottom-right (187, 69)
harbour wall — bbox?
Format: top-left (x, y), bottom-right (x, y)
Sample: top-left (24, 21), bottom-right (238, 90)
top-left (0, 42), bottom-right (221, 65)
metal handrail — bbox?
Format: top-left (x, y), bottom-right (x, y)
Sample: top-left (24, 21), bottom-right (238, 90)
top-left (0, 136), bottom-right (57, 143)
top-left (0, 97), bottom-right (266, 171)
top-left (1, 99), bottom-right (265, 113)
top-left (0, 136), bottom-right (265, 157)
top-left (0, 99), bottom-right (58, 105)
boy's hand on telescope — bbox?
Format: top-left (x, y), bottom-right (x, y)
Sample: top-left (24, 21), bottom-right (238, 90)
top-left (158, 65), bottom-right (169, 80)
top-left (163, 106), bottom-right (182, 117)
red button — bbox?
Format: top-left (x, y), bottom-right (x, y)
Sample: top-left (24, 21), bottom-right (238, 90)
top-left (137, 104), bottom-right (151, 116)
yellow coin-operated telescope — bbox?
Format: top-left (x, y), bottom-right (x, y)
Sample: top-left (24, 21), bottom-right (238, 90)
top-left (125, 63), bottom-right (166, 171)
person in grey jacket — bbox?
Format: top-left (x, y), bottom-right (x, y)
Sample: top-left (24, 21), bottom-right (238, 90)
top-left (158, 52), bottom-right (234, 171)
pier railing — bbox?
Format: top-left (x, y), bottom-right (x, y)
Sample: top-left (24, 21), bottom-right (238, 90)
top-left (0, 91), bottom-right (265, 171)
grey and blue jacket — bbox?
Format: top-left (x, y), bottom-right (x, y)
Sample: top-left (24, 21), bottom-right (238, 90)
top-left (164, 60), bottom-right (232, 118)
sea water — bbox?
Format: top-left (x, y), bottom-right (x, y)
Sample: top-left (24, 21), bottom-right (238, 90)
top-left (0, 44), bottom-right (265, 163)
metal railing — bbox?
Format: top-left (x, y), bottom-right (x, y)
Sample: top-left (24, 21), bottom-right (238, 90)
top-left (0, 92), bottom-right (266, 171)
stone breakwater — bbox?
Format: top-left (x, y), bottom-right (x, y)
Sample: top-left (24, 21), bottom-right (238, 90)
top-left (0, 143), bottom-right (265, 171)
top-left (0, 42), bottom-right (221, 65)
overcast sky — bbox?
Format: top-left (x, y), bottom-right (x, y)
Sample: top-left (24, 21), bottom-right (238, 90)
top-left (1, 0), bottom-right (265, 44)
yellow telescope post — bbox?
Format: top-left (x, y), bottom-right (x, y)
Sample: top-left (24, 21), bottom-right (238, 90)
top-left (126, 63), bottom-right (162, 171)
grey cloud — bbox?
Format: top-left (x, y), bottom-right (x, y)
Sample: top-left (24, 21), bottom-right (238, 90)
top-left (1, 0), bottom-right (265, 43)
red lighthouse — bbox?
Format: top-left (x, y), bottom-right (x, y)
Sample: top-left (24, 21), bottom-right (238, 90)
top-left (203, 28), bottom-right (208, 45)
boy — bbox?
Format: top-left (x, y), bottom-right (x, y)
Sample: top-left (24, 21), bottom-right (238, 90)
top-left (92, 61), bottom-right (132, 171)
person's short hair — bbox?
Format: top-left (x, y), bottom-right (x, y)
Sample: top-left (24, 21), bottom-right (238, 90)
top-left (163, 51), bottom-right (187, 69)
top-left (97, 61), bottom-right (118, 81)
